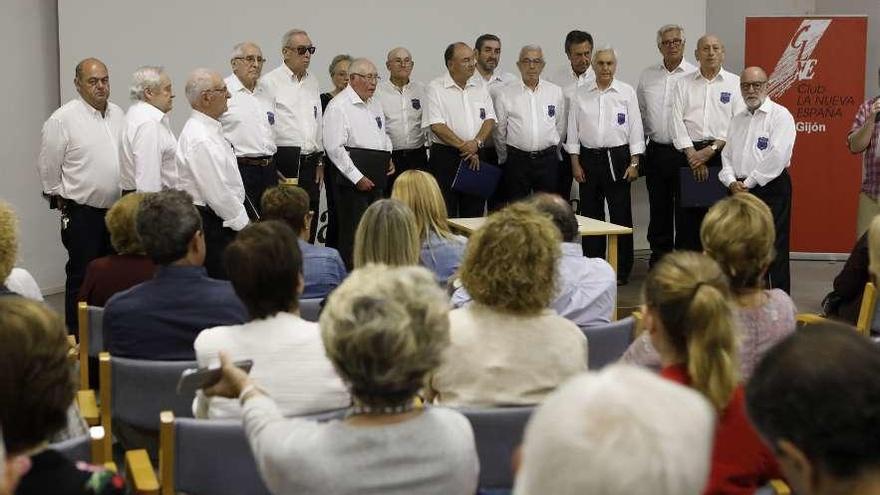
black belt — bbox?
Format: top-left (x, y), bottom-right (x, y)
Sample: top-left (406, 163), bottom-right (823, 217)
top-left (581, 144), bottom-right (628, 155)
top-left (300, 152), bottom-right (323, 165)
top-left (393, 147), bottom-right (426, 154)
top-left (237, 156), bottom-right (274, 167)
top-left (647, 140), bottom-right (676, 150)
top-left (508, 146), bottom-right (556, 159)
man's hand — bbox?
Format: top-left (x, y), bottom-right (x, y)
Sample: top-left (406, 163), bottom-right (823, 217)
top-left (355, 177), bottom-right (375, 191)
top-left (386, 159), bottom-right (396, 176)
top-left (624, 165), bottom-right (639, 182)
top-left (315, 163), bottom-right (324, 186)
top-left (459, 140), bottom-right (479, 156)
top-left (870, 98), bottom-right (880, 120)
top-left (687, 147), bottom-right (713, 169)
top-left (692, 164), bottom-right (709, 182)
top-left (729, 181), bottom-right (749, 194)
top-left (203, 352), bottom-right (252, 399)
top-left (571, 157), bottom-right (586, 183)
top-left (465, 154), bottom-right (480, 170)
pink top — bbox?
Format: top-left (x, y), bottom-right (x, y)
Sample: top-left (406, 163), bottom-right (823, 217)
top-left (851, 97), bottom-right (880, 199)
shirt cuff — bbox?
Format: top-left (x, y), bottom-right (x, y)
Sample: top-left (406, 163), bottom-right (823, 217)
top-left (223, 210), bottom-right (250, 231)
top-left (743, 176), bottom-right (759, 189)
top-left (564, 143), bottom-right (580, 154)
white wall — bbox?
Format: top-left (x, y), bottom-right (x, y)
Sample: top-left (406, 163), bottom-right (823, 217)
top-left (1, 0), bottom-right (67, 293)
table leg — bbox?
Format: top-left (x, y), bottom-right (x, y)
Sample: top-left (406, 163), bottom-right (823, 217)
top-left (608, 234), bottom-right (618, 321)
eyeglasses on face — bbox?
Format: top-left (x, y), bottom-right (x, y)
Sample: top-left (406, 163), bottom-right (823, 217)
top-left (740, 81), bottom-right (767, 90)
top-left (203, 87), bottom-right (228, 95)
top-left (234, 55), bottom-right (267, 65)
top-left (286, 45), bottom-right (316, 55)
top-left (391, 58), bottom-right (413, 66)
top-left (519, 58), bottom-right (544, 66)
top-left (351, 73), bottom-right (381, 82)
top-left (661, 38), bottom-right (683, 47)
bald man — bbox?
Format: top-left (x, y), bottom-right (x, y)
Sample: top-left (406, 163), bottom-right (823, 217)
top-left (720, 66), bottom-right (796, 292)
top-left (38, 57), bottom-right (124, 331)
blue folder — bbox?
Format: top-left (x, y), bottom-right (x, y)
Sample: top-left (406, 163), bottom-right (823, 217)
top-left (451, 160), bottom-right (502, 199)
top-left (679, 166), bottom-right (727, 208)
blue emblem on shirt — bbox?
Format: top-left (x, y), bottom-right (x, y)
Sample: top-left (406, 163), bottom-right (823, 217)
top-left (313, 105), bottom-right (318, 119)
top-left (720, 92), bottom-right (731, 104)
top-left (376, 116), bottom-right (383, 129)
top-left (548, 105), bottom-right (556, 117)
top-left (267, 111), bottom-right (275, 125)
top-left (617, 113), bottom-right (626, 125)
top-left (756, 136), bottom-right (769, 150)
top-left (411, 98), bottom-right (421, 110)
top-left (479, 108), bottom-right (486, 120)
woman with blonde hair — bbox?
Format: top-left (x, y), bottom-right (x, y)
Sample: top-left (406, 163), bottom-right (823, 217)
top-left (427, 203), bottom-right (587, 406)
top-left (623, 193), bottom-right (796, 380)
top-left (643, 251), bottom-right (779, 494)
top-left (0, 201), bottom-right (41, 300)
top-left (391, 170), bottom-right (466, 284)
top-left (352, 199), bottom-right (420, 269)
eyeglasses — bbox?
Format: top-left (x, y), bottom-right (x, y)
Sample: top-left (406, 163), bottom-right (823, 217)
top-left (234, 55), bottom-right (267, 65)
top-left (351, 73), bottom-right (381, 82)
top-left (519, 58), bottom-right (545, 66)
top-left (203, 87), bottom-right (228, 95)
top-left (286, 45), bottom-right (316, 55)
top-left (740, 81), bottom-right (767, 90)
top-left (661, 38), bottom-right (683, 47)
top-left (390, 58), bottom-right (413, 66)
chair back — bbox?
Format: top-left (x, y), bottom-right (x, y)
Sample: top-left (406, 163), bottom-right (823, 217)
top-left (460, 406), bottom-right (534, 491)
top-left (299, 298), bottom-right (322, 322)
top-left (77, 303), bottom-right (105, 389)
top-left (581, 316), bottom-right (635, 370)
top-left (857, 282), bottom-right (878, 337)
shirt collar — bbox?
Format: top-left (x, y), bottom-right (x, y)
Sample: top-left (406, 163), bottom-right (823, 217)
top-left (694, 67), bottom-right (729, 82)
top-left (657, 58), bottom-right (695, 74)
top-left (342, 85), bottom-right (369, 105)
top-left (77, 97), bottom-right (110, 118)
top-left (134, 100), bottom-right (166, 121)
top-left (561, 242), bottom-right (584, 256)
top-left (191, 109), bottom-right (222, 130)
top-left (753, 96), bottom-right (774, 115)
top-left (587, 78), bottom-right (622, 93)
top-left (281, 63), bottom-right (310, 83)
top-left (155, 265), bottom-right (208, 278)
top-left (226, 73), bottom-right (249, 94)
top-left (443, 72), bottom-right (476, 90)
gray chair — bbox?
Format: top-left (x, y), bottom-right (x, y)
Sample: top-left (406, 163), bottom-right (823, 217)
top-left (460, 406), bottom-right (535, 491)
top-left (300, 298), bottom-right (322, 322)
top-left (581, 316), bottom-right (635, 370)
top-left (77, 303), bottom-right (104, 389)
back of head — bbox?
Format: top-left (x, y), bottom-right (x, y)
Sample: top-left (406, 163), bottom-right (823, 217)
top-left (353, 199), bottom-right (420, 269)
top-left (224, 221), bottom-right (302, 320)
top-left (644, 251), bottom-right (738, 411)
top-left (0, 201), bottom-right (18, 281)
top-left (747, 321), bottom-right (880, 480)
top-left (516, 365), bottom-right (714, 495)
top-left (136, 189), bottom-right (202, 265)
top-left (260, 184), bottom-right (310, 235)
top-left (320, 264), bottom-right (450, 407)
top-left (0, 298), bottom-right (73, 454)
top-left (460, 203), bottom-right (561, 315)
top-left (525, 193), bottom-right (579, 243)
top-left (106, 192), bottom-right (148, 255)
top-left (700, 194), bottom-right (774, 293)
top-left (390, 170), bottom-right (452, 242)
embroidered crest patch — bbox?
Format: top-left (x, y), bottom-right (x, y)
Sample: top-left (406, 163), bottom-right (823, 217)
top-left (313, 105), bottom-right (318, 119)
top-left (548, 105), bottom-right (556, 117)
top-left (411, 98), bottom-right (421, 110)
top-left (720, 92), bottom-right (731, 104)
top-left (757, 136), bottom-right (769, 150)
top-left (479, 107), bottom-right (486, 120)
top-left (376, 116), bottom-right (383, 129)
top-left (267, 111), bottom-right (275, 125)
top-left (617, 113), bottom-right (626, 125)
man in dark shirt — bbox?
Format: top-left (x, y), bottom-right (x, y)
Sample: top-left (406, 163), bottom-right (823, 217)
top-left (103, 190), bottom-right (247, 360)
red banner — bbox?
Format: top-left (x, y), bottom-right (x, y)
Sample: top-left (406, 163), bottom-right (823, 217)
top-left (745, 16), bottom-right (867, 253)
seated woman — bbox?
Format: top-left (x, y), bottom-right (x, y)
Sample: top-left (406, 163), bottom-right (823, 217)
top-left (353, 199), bottom-right (420, 269)
top-left (623, 193), bottom-right (796, 380)
top-left (0, 297), bottom-right (125, 495)
top-left (205, 265), bottom-right (479, 495)
top-left (642, 251), bottom-right (780, 494)
top-left (78, 192), bottom-right (155, 306)
top-left (194, 221), bottom-right (349, 418)
top-left (427, 203), bottom-right (587, 406)
top-left (0, 200), bottom-right (41, 300)
top-left (391, 170), bottom-right (466, 286)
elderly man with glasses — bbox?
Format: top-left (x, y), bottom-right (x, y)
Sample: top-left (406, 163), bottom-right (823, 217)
top-left (257, 29), bottom-right (324, 239)
top-left (220, 42), bottom-right (277, 218)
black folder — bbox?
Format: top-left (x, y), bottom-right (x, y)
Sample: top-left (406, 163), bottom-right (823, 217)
top-left (679, 166), bottom-right (727, 208)
top-left (451, 160), bottom-right (502, 199)
top-left (345, 147), bottom-right (391, 190)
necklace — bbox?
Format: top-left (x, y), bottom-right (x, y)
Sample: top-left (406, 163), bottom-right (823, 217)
top-left (348, 400), bottom-right (416, 417)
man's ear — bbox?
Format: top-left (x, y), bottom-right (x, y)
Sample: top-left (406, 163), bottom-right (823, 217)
top-left (776, 439), bottom-right (817, 493)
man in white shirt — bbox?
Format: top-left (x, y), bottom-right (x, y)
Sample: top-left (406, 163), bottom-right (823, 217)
top-left (566, 47), bottom-right (644, 284)
top-left (638, 24), bottom-right (697, 266)
top-left (38, 57), bottom-right (124, 331)
top-left (257, 29), bottom-right (323, 238)
top-left (221, 42), bottom-right (277, 218)
top-left (177, 68), bottom-right (248, 279)
top-left (423, 42), bottom-right (496, 218)
top-left (376, 47), bottom-right (427, 194)
top-left (669, 34), bottom-right (745, 251)
top-left (323, 58), bottom-right (393, 268)
top-left (493, 45), bottom-right (565, 204)
top-left (120, 65), bottom-right (178, 194)
top-left (720, 66), bottom-right (796, 293)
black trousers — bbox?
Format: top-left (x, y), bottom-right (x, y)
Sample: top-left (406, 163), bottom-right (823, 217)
top-left (275, 146), bottom-right (322, 242)
top-left (645, 141), bottom-right (681, 265)
top-left (387, 147), bottom-right (429, 197)
top-left (674, 141), bottom-right (722, 252)
top-left (61, 203), bottom-right (113, 333)
top-left (556, 152), bottom-right (575, 201)
top-left (578, 145), bottom-right (634, 281)
top-left (198, 206), bottom-right (236, 280)
top-left (237, 158), bottom-right (277, 219)
top-left (503, 146), bottom-right (558, 203)
top-left (335, 181), bottom-right (383, 269)
top-left (429, 143), bottom-right (486, 218)
top-left (747, 169), bottom-right (792, 294)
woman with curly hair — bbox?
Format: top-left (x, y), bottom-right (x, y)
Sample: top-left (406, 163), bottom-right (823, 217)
top-left (0, 201), bottom-right (41, 300)
top-left (427, 203), bottom-right (587, 406)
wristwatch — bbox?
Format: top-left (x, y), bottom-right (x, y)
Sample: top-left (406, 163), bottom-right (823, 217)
top-left (476, 139), bottom-right (483, 149)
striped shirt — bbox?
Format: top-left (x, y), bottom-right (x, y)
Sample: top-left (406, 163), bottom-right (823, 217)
top-left (850, 97), bottom-right (880, 198)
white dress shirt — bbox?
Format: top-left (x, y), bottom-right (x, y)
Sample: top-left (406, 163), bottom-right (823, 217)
top-left (565, 79), bottom-right (646, 155)
top-left (550, 65), bottom-right (596, 92)
top-left (221, 74), bottom-right (277, 158)
top-left (119, 101), bottom-right (178, 192)
top-left (375, 79), bottom-right (426, 150)
top-left (38, 98), bottom-right (124, 208)
top-left (423, 73), bottom-right (496, 145)
top-left (322, 85), bottom-right (392, 185)
top-left (637, 59), bottom-right (697, 144)
top-left (719, 98), bottom-right (796, 188)
top-left (469, 69), bottom-right (518, 95)
top-left (670, 68), bottom-right (746, 150)
top-left (176, 111), bottom-right (248, 231)
top-left (493, 79), bottom-right (565, 163)
top-left (256, 65), bottom-right (322, 152)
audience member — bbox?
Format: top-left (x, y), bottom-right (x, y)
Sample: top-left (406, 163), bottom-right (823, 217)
top-left (747, 321), bottom-right (880, 495)
top-left (391, 170), bottom-right (466, 285)
top-left (0, 430), bottom-right (31, 495)
top-left (205, 265), bottom-right (479, 495)
top-left (0, 201), bottom-right (42, 300)
top-left (194, 221), bottom-right (349, 418)
top-left (78, 192), bottom-right (155, 306)
top-left (352, 199), bottom-right (420, 269)
top-left (513, 365), bottom-right (715, 495)
top-left (823, 228), bottom-right (870, 324)
top-left (641, 251), bottom-right (780, 494)
top-left (428, 203), bottom-right (587, 406)
top-left (624, 193), bottom-right (796, 380)
top-left (0, 298), bottom-right (125, 494)
top-left (103, 190), bottom-right (247, 360)
top-left (261, 185), bottom-right (347, 299)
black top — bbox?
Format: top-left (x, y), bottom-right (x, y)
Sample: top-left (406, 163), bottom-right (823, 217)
top-left (320, 92), bottom-right (334, 112)
top-left (16, 449), bottom-right (125, 495)
top-left (828, 232), bottom-right (869, 324)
